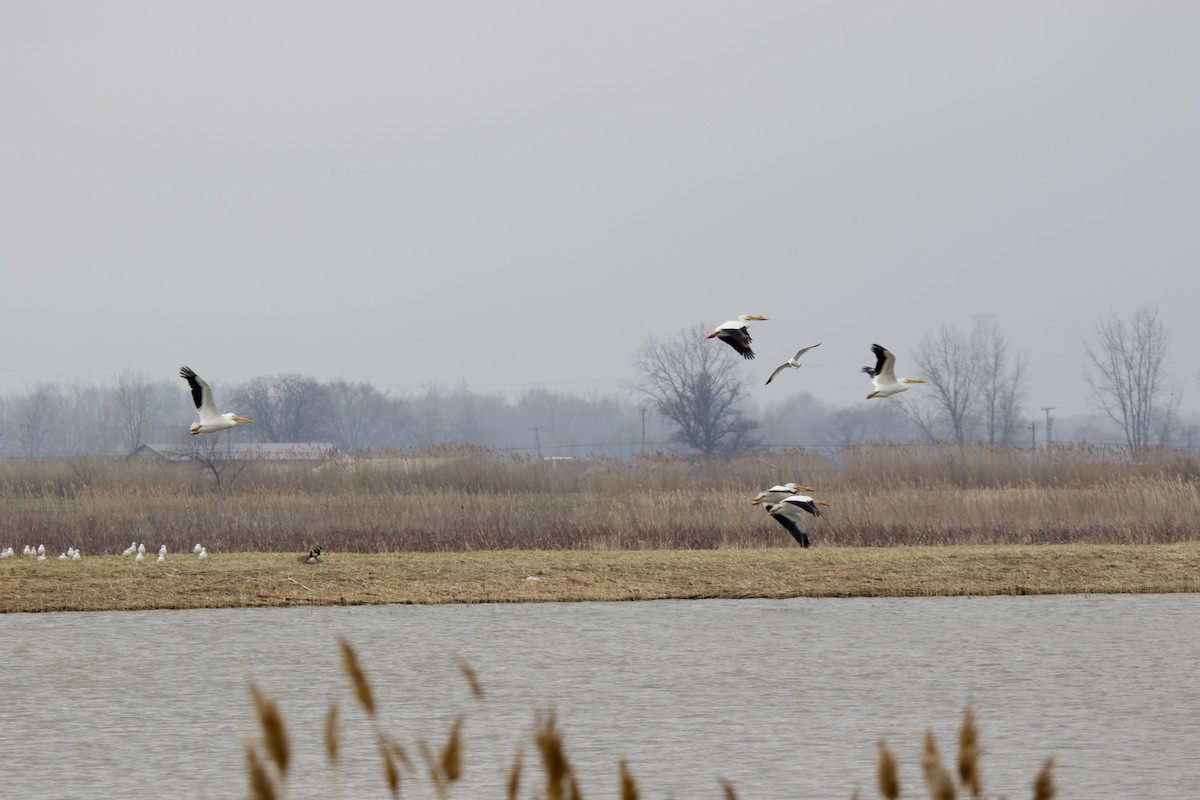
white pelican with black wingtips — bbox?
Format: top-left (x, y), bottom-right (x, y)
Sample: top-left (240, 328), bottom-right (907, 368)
top-left (706, 315), bottom-right (767, 360)
top-left (862, 344), bottom-right (926, 399)
top-left (179, 366), bottom-right (252, 434)
top-left (751, 482), bottom-right (815, 507)
top-left (766, 494), bottom-right (830, 548)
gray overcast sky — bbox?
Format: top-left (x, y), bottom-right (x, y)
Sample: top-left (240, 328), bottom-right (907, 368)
top-left (2, 2), bottom-right (1197, 419)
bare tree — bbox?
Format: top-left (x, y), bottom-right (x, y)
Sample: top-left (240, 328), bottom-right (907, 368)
top-left (975, 321), bottom-right (1028, 445)
top-left (11, 384), bottom-right (67, 457)
top-left (630, 323), bottom-right (758, 456)
top-left (169, 432), bottom-right (246, 489)
top-left (110, 369), bottom-right (163, 453)
top-left (325, 380), bottom-right (403, 451)
top-left (823, 403), bottom-right (915, 445)
top-left (231, 375), bottom-right (331, 443)
top-left (913, 324), bottom-right (981, 441)
top-left (1085, 305), bottom-right (1176, 457)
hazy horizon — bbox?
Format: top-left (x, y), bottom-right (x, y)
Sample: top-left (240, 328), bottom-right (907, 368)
top-left (3, 3), bottom-right (1197, 420)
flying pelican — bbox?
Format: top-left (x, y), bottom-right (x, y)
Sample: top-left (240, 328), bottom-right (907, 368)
top-left (766, 495), bottom-right (830, 548)
top-left (862, 344), bottom-right (926, 399)
top-left (707, 315), bottom-right (768, 359)
top-left (765, 344), bottom-right (822, 385)
top-left (179, 366), bottom-right (252, 435)
top-left (751, 482), bottom-right (815, 507)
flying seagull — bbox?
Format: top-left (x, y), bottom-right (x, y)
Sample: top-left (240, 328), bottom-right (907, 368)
top-left (765, 344), bottom-right (822, 385)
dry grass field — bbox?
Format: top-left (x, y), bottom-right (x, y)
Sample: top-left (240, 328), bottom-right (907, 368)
top-left (1, 443), bottom-right (1198, 612)
top-left (4, 544), bottom-right (1198, 613)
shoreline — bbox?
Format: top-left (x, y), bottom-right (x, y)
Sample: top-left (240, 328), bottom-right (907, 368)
top-left (3, 543), bottom-right (1198, 613)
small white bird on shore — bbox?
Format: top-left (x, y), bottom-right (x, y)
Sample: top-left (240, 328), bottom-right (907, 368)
top-left (137, 543), bottom-right (146, 555)
top-left (156, 553), bottom-right (165, 564)
top-left (37, 544), bottom-right (46, 556)
top-left (123, 542), bottom-right (137, 556)
top-left (72, 550), bottom-right (82, 561)
top-left (135, 552), bottom-right (145, 564)
top-left (193, 543), bottom-right (203, 554)
top-left (158, 544), bottom-right (167, 556)
top-left (37, 553), bottom-right (46, 562)
top-left (58, 553), bottom-right (67, 560)
top-left (198, 547), bottom-right (208, 561)
top-left (23, 545), bottom-right (33, 557)
top-left (0, 547), bottom-right (12, 559)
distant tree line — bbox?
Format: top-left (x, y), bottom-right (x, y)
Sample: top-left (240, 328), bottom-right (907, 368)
top-left (0, 305), bottom-right (1191, 460)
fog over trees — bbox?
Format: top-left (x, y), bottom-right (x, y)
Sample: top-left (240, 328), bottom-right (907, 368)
top-left (0, 317), bottom-right (1196, 460)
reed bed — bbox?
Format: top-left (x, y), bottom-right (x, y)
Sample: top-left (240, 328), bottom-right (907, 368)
top-left (243, 639), bottom-right (1057, 799)
top-left (0, 445), bottom-right (1197, 556)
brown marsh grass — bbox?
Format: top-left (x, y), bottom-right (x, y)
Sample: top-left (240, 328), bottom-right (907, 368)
top-left (0, 444), bottom-right (1197, 557)
top-left (4, 544), bottom-right (1198, 613)
top-left (244, 639), bottom-right (1057, 799)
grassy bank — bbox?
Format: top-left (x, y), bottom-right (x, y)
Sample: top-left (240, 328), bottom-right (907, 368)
top-left (3, 543), bottom-right (1198, 613)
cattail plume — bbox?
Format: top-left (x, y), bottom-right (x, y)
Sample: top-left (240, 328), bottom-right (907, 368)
top-left (921, 729), bottom-right (957, 800)
top-left (877, 738), bottom-right (900, 800)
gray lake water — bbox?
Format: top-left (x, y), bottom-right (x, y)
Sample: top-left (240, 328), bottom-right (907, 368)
top-left (1, 594), bottom-right (1198, 799)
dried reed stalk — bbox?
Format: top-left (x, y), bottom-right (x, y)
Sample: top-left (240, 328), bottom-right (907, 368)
top-left (877, 738), bottom-right (900, 800)
top-left (378, 737), bottom-right (400, 799)
top-left (417, 736), bottom-right (448, 799)
top-left (618, 758), bottom-right (638, 800)
top-left (440, 714), bottom-right (464, 783)
top-left (957, 706), bottom-right (981, 798)
top-left (245, 743), bottom-right (278, 800)
top-left (247, 681), bottom-right (290, 776)
top-left (718, 777), bottom-right (739, 799)
top-left (338, 635), bottom-right (376, 717)
top-left (506, 743), bottom-right (524, 800)
top-left (456, 656), bottom-right (485, 700)
top-left (921, 729), bottom-right (956, 800)
top-left (324, 703), bottom-right (341, 766)
top-left (1032, 757), bottom-right (1055, 800)
top-left (534, 709), bottom-right (579, 800)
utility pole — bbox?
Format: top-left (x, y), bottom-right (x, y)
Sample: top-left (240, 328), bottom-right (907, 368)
top-left (1041, 406), bottom-right (1056, 446)
top-left (1030, 420), bottom-right (1037, 450)
top-left (532, 427), bottom-right (542, 459)
top-left (640, 406), bottom-right (647, 454)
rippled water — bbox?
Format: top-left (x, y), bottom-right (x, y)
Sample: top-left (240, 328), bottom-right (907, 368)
top-left (1, 594), bottom-right (1198, 799)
